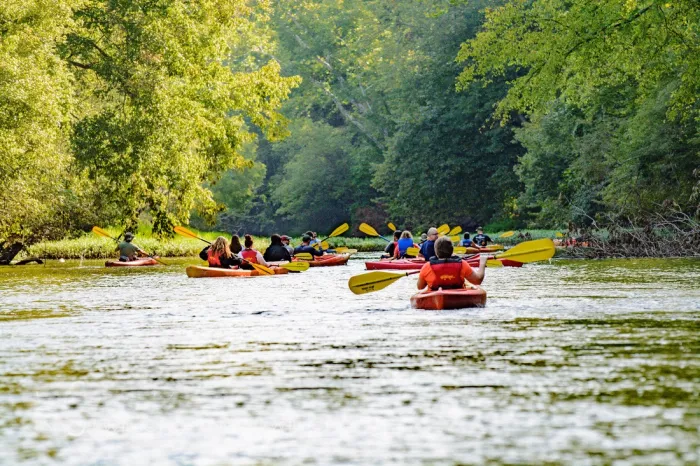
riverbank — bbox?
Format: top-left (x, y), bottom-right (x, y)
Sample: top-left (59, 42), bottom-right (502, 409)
top-left (21, 228), bottom-right (565, 260)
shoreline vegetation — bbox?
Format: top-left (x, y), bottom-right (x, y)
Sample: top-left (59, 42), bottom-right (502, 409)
top-left (15, 222), bottom-right (699, 262)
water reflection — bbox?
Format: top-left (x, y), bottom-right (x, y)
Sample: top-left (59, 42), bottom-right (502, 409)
top-left (1, 256), bottom-right (699, 464)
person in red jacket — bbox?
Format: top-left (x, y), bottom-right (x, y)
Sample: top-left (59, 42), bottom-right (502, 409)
top-left (417, 236), bottom-right (487, 290)
top-left (199, 236), bottom-right (241, 269)
top-left (239, 234), bottom-right (270, 270)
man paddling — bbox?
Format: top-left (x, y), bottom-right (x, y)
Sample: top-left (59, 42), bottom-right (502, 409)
top-left (418, 227), bottom-right (439, 260)
top-left (116, 232), bottom-right (146, 262)
top-left (294, 235), bottom-right (324, 257)
top-left (472, 227), bottom-right (492, 247)
top-left (417, 236), bottom-right (487, 290)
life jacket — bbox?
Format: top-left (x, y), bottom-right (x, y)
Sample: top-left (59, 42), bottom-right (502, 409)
top-left (240, 248), bottom-right (258, 264)
top-left (397, 238), bottom-right (415, 256)
top-left (207, 248), bottom-right (222, 267)
top-left (427, 257), bottom-right (465, 290)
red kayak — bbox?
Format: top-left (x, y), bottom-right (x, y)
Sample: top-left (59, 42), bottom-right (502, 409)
top-left (410, 287), bottom-right (487, 310)
top-left (365, 258), bottom-right (522, 270)
top-left (294, 253), bottom-right (350, 267)
top-left (105, 258), bottom-right (159, 267)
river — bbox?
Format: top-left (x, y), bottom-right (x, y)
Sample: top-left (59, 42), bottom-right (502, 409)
top-left (1, 256), bottom-right (698, 464)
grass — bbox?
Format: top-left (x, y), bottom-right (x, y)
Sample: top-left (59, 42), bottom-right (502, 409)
top-left (24, 227), bottom-right (388, 259)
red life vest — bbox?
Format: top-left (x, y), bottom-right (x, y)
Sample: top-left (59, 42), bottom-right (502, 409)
top-left (207, 248), bottom-right (222, 267)
top-left (428, 257), bottom-right (465, 289)
top-left (240, 249), bottom-right (258, 264)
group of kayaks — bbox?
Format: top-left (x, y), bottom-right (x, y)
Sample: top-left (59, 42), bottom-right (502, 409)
top-left (183, 253), bottom-right (350, 277)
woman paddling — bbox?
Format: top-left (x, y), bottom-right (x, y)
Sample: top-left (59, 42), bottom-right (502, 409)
top-left (394, 231), bottom-right (419, 259)
top-left (240, 234), bottom-right (270, 270)
top-left (199, 236), bottom-right (241, 269)
top-left (230, 234), bottom-right (243, 255)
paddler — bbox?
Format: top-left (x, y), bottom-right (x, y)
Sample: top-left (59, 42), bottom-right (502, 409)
top-left (394, 231), bottom-right (419, 259)
top-left (382, 230), bottom-right (401, 259)
top-left (281, 235), bottom-right (294, 255)
top-left (472, 227), bottom-right (493, 247)
top-left (417, 236), bottom-right (487, 290)
top-left (116, 232), bottom-right (147, 262)
top-left (460, 233), bottom-right (473, 247)
top-left (230, 234), bottom-right (243, 255)
top-left (199, 236), bottom-right (242, 269)
top-left (263, 234), bottom-right (292, 262)
top-left (418, 227), bottom-right (439, 261)
top-left (294, 235), bottom-right (324, 257)
top-left (240, 234), bottom-right (270, 270)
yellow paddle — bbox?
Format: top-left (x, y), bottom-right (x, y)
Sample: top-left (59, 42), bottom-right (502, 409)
top-left (277, 261), bottom-right (310, 272)
top-left (449, 235), bottom-right (460, 242)
top-left (173, 226), bottom-right (274, 275)
top-left (334, 247), bottom-right (358, 254)
top-left (555, 232), bottom-right (564, 238)
top-left (499, 231), bottom-right (515, 238)
top-left (448, 226), bottom-right (462, 236)
top-left (348, 270), bottom-right (420, 295)
top-left (388, 222), bottom-right (397, 231)
top-left (489, 238), bottom-right (556, 264)
top-left (294, 252), bottom-right (315, 260)
top-left (92, 226), bottom-right (167, 265)
top-left (406, 246), bottom-right (421, 256)
top-left (437, 224), bottom-right (450, 235)
top-left (359, 223), bottom-right (391, 242)
top-left (312, 223), bottom-right (350, 249)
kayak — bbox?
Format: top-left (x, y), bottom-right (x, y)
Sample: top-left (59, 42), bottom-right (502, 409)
top-left (295, 253), bottom-right (350, 267)
top-left (105, 258), bottom-right (159, 267)
top-left (365, 258), bottom-right (523, 270)
top-left (410, 287), bottom-right (487, 310)
top-left (186, 266), bottom-right (289, 278)
top-left (462, 245), bottom-right (504, 253)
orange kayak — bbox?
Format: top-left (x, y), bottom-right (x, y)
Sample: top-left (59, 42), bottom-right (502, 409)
top-left (295, 253), bottom-right (350, 267)
top-left (410, 287), bottom-right (487, 310)
top-left (105, 258), bottom-right (159, 267)
top-left (185, 266), bottom-right (289, 278)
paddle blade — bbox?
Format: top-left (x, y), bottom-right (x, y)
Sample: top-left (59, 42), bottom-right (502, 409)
top-left (490, 244), bottom-right (505, 251)
top-left (387, 222), bottom-right (397, 231)
top-left (321, 241), bottom-right (329, 250)
top-left (335, 247), bottom-right (358, 254)
top-left (555, 232), bottom-right (564, 238)
top-left (92, 226), bottom-right (116, 241)
top-left (406, 247), bottom-right (420, 256)
top-left (448, 226), bottom-right (462, 236)
top-left (453, 246), bottom-right (467, 255)
top-left (250, 262), bottom-right (275, 275)
top-left (495, 238), bottom-right (555, 263)
top-left (328, 223), bottom-right (349, 238)
top-left (312, 242), bottom-right (321, 250)
top-left (279, 261), bottom-right (310, 272)
top-left (486, 259), bottom-right (504, 267)
top-left (295, 253), bottom-right (314, 260)
top-left (174, 226), bottom-right (203, 241)
top-left (449, 235), bottom-right (460, 242)
top-left (437, 224), bottom-right (450, 235)
top-left (499, 231), bottom-right (515, 238)
top-left (359, 223), bottom-right (380, 237)
top-left (348, 271), bottom-right (408, 295)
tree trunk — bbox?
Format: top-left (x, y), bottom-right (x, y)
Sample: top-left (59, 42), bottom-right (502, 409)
top-left (0, 242), bottom-right (24, 265)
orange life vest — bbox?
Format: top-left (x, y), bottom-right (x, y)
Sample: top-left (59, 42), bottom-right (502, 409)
top-left (427, 257), bottom-right (465, 289)
top-left (207, 248), bottom-right (222, 267)
top-left (240, 248), bottom-right (258, 264)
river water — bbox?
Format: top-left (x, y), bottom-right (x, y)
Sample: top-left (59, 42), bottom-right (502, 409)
top-left (0, 255), bottom-right (698, 464)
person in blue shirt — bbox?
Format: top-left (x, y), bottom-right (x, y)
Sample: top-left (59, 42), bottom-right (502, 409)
top-left (472, 227), bottom-right (493, 247)
top-left (460, 233), bottom-right (473, 247)
top-left (418, 227), bottom-right (439, 261)
top-left (294, 235), bottom-right (324, 257)
top-left (394, 231), bottom-right (418, 258)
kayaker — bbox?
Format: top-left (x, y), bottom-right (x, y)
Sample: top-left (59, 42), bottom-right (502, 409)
top-left (263, 234), bottom-right (292, 262)
top-left (472, 227), bottom-right (492, 247)
top-left (418, 233), bottom-right (428, 245)
top-left (294, 235), bottom-right (324, 257)
top-left (417, 236), bottom-right (487, 290)
top-left (199, 236), bottom-right (242, 269)
top-left (116, 232), bottom-right (147, 262)
top-left (231, 234), bottom-right (243, 255)
top-left (460, 233), bottom-right (473, 247)
top-left (418, 227), bottom-right (439, 260)
top-left (382, 230), bottom-right (401, 259)
top-left (281, 235), bottom-right (294, 255)
top-left (240, 234), bottom-right (270, 270)
top-left (394, 231), bottom-right (419, 258)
